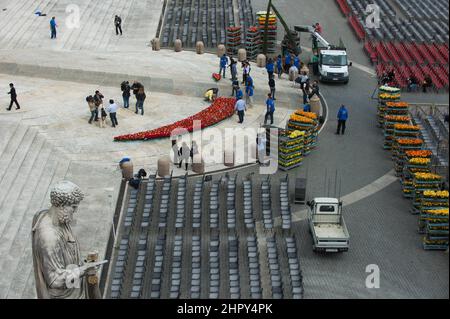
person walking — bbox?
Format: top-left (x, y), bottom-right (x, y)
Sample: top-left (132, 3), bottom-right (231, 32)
top-left (135, 87), bottom-right (146, 115)
top-left (115, 15), bottom-right (123, 35)
top-left (179, 142), bottom-right (190, 170)
top-left (309, 80), bottom-right (320, 99)
top-left (50, 17), bottom-right (57, 39)
top-left (6, 83), bottom-right (20, 111)
top-left (219, 54), bottom-right (228, 78)
top-left (276, 55), bottom-right (283, 79)
top-left (268, 75), bottom-right (276, 100)
top-left (245, 81), bottom-right (254, 106)
top-left (190, 141), bottom-right (199, 165)
top-left (231, 79), bottom-right (240, 97)
top-left (107, 99), bottom-right (119, 127)
top-left (336, 105), bottom-right (349, 135)
top-left (230, 58), bottom-right (238, 81)
top-left (242, 61), bottom-right (251, 85)
top-left (121, 81), bottom-right (131, 108)
top-left (266, 58), bottom-right (274, 80)
top-left (236, 87), bottom-right (244, 100)
top-left (235, 98), bottom-right (247, 124)
top-left (284, 52), bottom-right (291, 73)
top-left (99, 105), bottom-right (107, 128)
top-left (86, 95), bottom-right (96, 124)
top-left (264, 94), bottom-right (275, 125)
top-left (93, 90), bottom-right (104, 121)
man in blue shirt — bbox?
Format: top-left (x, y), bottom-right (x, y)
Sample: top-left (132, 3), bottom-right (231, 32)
top-left (245, 83), bottom-right (254, 106)
top-left (276, 55), bottom-right (283, 79)
top-left (236, 87), bottom-right (243, 100)
top-left (219, 54), bottom-right (228, 78)
top-left (294, 55), bottom-right (300, 69)
top-left (336, 105), bottom-right (349, 135)
top-left (266, 58), bottom-right (274, 80)
top-left (264, 94), bottom-right (275, 125)
top-left (50, 17), bottom-right (57, 39)
top-left (235, 99), bottom-right (247, 124)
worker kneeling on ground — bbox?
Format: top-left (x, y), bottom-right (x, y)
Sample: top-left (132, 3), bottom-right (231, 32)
top-left (204, 88), bottom-right (219, 102)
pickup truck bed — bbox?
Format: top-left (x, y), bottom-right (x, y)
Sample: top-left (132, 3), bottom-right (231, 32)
top-left (314, 224), bottom-right (347, 239)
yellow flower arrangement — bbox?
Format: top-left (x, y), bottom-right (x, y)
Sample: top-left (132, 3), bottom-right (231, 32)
top-left (422, 209), bottom-right (449, 216)
top-left (289, 130), bottom-right (305, 138)
top-left (414, 172), bottom-right (442, 181)
top-left (409, 158), bottom-right (431, 165)
top-left (295, 111), bottom-right (318, 120)
top-left (386, 102), bottom-right (409, 108)
top-left (384, 115), bottom-right (410, 122)
top-left (423, 190), bottom-right (449, 198)
top-left (290, 114), bottom-right (314, 124)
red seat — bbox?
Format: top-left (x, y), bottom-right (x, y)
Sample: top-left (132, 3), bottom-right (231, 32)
top-left (348, 15), bottom-right (365, 41)
top-left (375, 42), bottom-right (390, 63)
top-left (394, 42), bottom-right (413, 64)
top-left (426, 44), bottom-right (446, 65)
top-left (335, 0), bottom-right (351, 16)
top-left (404, 43), bottom-right (425, 64)
top-left (385, 42), bottom-right (402, 64)
top-left (434, 43), bottom-right (449, 63)
top-left (415, 43), bottom-right (435, 64)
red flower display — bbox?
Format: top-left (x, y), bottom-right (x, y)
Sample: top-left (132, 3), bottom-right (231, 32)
top-left (114, 97), bottom-right (236, 141)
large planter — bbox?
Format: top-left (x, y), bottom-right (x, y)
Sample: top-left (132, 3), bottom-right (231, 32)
top-left (120, 161), bottom-right (133, 181)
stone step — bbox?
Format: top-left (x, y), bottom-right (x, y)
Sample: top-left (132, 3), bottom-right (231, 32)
top-left (0, 126), bottom-right (38, 208)
top-left (0, 141), bottom-right (54, 298)
top-left (12, 0), bottom-right (60, 50)
top-left (0, 133), bottom-right (46, 237)
top-left (0, 119), bottom-right (21, 159)
top-left (103, 0), bottom-right (135, 51)
top-left (0, 0), bottom-right (36, 39)
top-left (0, 0), bottom-right (41, 47)
top-left (5, 156), bottom-right (71, 299)
top-left (81, 0), bottom-right (117, 51)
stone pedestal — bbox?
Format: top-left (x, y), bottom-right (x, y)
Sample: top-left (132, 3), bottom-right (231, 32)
top-left (151, 38), bottom-right (160, 51)
top-left (238, 48), bottom-right (247, 62)
top-left (256, 54), bottom-right (266, 67)
top-left (217, 44), bottom-right (226, 57)
top-left (192, 154), bottom-right (205, 174)
top-left (310, 95), bottom-right (322, 117)
top-left (158, 157), bottom-right (171, 177)
top-left (174, 39), bottom-right (182, 52)
top-left (224, 149), bottom-right (235, 167)
top-left (120, 161), bottom-right (133, 181)
top-left (196, 41), bottom-right (205, 54)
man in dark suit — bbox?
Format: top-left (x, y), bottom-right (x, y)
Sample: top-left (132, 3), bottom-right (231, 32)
top-left (7, 83), bottom-right (20, 111)
top-left (115, 15), bottom-right (122, 35)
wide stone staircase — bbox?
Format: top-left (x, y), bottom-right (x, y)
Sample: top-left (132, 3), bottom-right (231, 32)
top-left (0, 0), bottom-right (163, 51)
top-left (0, 116), bottom-right (70, 298)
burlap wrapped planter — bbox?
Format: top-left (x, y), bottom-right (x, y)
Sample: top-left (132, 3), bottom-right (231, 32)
top-left (217, 44), bottom-right (226, 57)
top-left (192, 154), bottom-right (205, 174)
top-left (120, 161), bottom-right (133, 181)
top-left (174, 39), bottom-right (182, 52)
top-left (158, 157), bottom-right (171, 177)
top-left (151, 38), bottom-right (160, 51)
top-left (256, 54), bottom-right (266, 67)
top-left (237, 48), bottom-right (247, 62)
top-left (196, 41), bottom-right (205, 54)
top-left (224, 149), bottom-right (235, 167)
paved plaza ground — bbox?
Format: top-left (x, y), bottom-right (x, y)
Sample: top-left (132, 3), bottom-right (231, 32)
top-left (0, 0), bottom-right (448, 299)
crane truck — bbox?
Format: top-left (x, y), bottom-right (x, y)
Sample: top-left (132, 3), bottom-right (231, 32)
top-left (295, 25), bottom-right (352, 84)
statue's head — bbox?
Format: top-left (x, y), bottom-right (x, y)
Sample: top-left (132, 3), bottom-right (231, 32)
top-left (50, 181), bottom-right (84, 225)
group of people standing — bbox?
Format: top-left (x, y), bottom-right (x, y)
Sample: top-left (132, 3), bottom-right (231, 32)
top-left (172, 140), bottom-right (199, 171)
top-left (121, 81), bottom-right (146, 115)
top-left (86, 91), bottom-right (118, 128)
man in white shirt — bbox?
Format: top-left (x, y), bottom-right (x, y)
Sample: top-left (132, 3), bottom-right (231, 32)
top-left (234, 99), bottom-right (247, 124)
top-left (106, 99), bottom-right (119, 127)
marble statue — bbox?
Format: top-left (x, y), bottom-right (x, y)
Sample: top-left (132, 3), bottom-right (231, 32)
top-left (31, 181), bottom-right (90, 299)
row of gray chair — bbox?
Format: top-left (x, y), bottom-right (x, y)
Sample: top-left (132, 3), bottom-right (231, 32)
top-left (266, 237), bottom-right (283, 299)
top-left (175, 176), bottom-right (187, 229)
top-left (141, 175), bottom-right (156, 228)
top-left (190, 235), bottom-right (202, 298)
top-left (192, 179), bottom-right (204, 229)
top-left (130, 232), bottom-right (149, 298)
top-left (247, 235), bottom-right (263, 299)
top-left (209, 180), bottom-right (220, 229)
top-left (228, 235), bottom-right (240, 299)
top-left (280, 177), bottom-right (292, 230)
top-left (150, 234), bottom-right (166, 298)
top-left (243, 179), bottom-right (255, 229)
top-left (169, 235), bottom-right (184, 298)
top-left (158, 176), bottom-right (172, 228)
top-left (285, 237), bottom-right (304, 299)
top-left (124, 188), bottom-right (138, 228)
top-left (209, 235), bottom-right (221, 298)
top-left (261, 179), bottom-right (273, 230)
top-left (226, 175), bottom-right (237, 229)
top-left (110, 234), bottom-right (130, 298)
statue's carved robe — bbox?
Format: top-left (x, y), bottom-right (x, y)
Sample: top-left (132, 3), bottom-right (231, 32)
top-left (31, 210), bottom-right (87, 299)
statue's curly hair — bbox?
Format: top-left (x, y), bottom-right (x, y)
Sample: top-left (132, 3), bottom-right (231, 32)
top-left (50, 181), bottom-right (84, 207)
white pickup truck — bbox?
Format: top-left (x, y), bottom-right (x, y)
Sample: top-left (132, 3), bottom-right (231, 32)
top-left (307, 198), bottom-right (350, 253)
